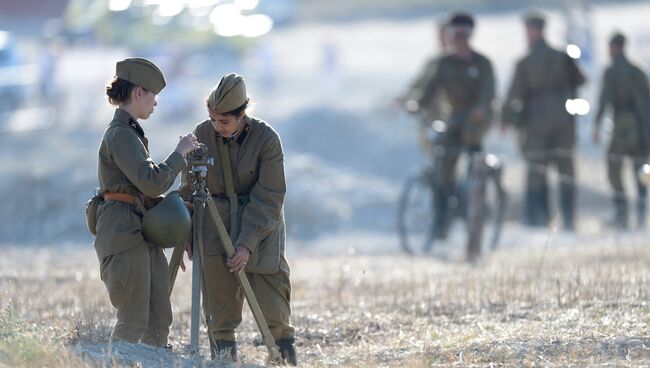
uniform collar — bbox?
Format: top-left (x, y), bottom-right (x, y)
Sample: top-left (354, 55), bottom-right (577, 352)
top-left (112, 108), bottom-right (136, 127)
top-left (112, 108), bottom-right (147, 142)
top-left (530, 38), bottom-right (548, 52)
top-left (529, 37), bottom-right (548, 53)
top-left (613, 53), bottom-right (627, 65)
top-left (451, 49), bottom-right (477, 62)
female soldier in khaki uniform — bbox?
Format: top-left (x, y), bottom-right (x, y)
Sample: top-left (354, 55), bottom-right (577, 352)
top-left (95, 57), bottom-right (198, 346)
top-left (179, 73), bottom-right (296, 365)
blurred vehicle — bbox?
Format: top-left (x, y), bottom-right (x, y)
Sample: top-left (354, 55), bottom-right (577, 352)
top-left (0, 30), bottom-right (30, 112)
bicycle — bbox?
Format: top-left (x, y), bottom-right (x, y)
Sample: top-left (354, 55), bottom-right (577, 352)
top-left (397, 118), bottom-right (507, 259)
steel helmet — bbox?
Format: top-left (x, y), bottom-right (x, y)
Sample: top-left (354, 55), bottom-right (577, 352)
top-left (142, 191), bottom-right (191, 248)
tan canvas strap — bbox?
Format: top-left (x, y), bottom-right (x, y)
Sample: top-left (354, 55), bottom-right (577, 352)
top-left (216, 139), bottom-right (239, 241)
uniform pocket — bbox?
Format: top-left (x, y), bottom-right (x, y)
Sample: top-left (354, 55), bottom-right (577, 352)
top-left (245, 221), bottom-right (282, 274)
top-left (99, 253), bottom-right (128, 309)
top-left (237, 163), bottom-right (258, 190)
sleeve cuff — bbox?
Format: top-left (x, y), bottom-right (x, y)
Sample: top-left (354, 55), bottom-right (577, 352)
top-left (236, 232), bottom-right (260, 253)
top-left (166, 151), bottom-right (187, 171)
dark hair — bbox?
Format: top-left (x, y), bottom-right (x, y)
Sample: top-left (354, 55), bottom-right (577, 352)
top-left (610, 32), bottom-right (626, 47)
top-left (106, 77), bottom-right (137, 105)
top-left (523, 12), bottom-right (546, 30)
top-left (449, 12), bottom-right (475, 28)
top-left (222, 98), bottom-right (250, 117)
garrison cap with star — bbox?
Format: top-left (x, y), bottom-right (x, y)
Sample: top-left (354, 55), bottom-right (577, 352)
top-left (115, 57), bottom-right (166, 94)
top-left (207, 73), bottom-right (248, 113)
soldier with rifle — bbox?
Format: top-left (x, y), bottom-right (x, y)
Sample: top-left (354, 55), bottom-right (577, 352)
top-left (593, 32), bottom-right (650, 229)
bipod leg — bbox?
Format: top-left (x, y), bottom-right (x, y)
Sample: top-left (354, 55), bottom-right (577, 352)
top-left (205, 195), bottom-right (283, 364)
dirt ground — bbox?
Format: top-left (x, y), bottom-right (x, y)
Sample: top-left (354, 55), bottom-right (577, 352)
top-left (1, 232), bottom-right (649, 367)
top-left (2, 3), bottom-right (650, 367)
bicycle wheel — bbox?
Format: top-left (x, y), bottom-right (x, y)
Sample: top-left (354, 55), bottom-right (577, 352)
top-left (397, 167), bottom-right (436, 255)
top-left (465, 154), bottom-right (507, 258)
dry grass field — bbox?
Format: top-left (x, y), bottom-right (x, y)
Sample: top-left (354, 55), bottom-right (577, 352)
top-left (1, 233), bottom-right (649, 367)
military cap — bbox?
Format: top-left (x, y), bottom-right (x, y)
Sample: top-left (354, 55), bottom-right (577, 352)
top-left (207, 73), bottom-right (247, 113)
top-left (448, 12), bottom-right (475, 28)
top-left (115, 57), bottom-right (166, 94)
top-left (523, 10), bottom-right (546, 29)
top-left (610, 32), bottom-right (626, 47)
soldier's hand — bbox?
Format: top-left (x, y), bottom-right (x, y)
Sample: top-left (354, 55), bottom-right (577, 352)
top-left (175, 133), bottom-right (200, 156)
top-left (227, 245), bottom-right (251, 273)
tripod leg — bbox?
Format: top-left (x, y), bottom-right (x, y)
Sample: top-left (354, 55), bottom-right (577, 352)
top-left (204, 196), bottom-right (283, 364)
top-left (189, 200), bottom-right (203, 353)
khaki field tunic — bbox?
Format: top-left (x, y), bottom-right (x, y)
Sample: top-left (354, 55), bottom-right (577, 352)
top-left (179, 115), bottom-right (286, 274)
top-left (417, 51), bottom-right (495, 147)
top-left (503, 39), bottom-right (585, 150)
top-left (94, 109), bottom-right (187, 258)
top-left (595, 54), bottom-right (650, 155)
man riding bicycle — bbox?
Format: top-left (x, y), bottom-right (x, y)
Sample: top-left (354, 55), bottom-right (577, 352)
top-left (411, 13), bottom-right (496, 252)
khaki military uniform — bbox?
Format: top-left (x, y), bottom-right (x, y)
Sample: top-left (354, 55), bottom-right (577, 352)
top-left (595, 53), bottom-right (650, 227)
top-left (179, 115), bottom-right (294, 343)
top-left (503, 39), bottom-right (585, 228)
top-left (95, 108), bottom-right (186, 346)
top-left (417, 50), bottom-right (495, 236)
top-left (406, 56), bottom-right (449, 155)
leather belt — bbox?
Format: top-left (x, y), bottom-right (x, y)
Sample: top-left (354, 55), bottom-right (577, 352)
top-left (103, 192), bottom-right (137, 205)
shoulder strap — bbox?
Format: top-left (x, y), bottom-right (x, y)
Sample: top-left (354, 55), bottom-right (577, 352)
top-left (216, 139), bottom-right (240, 241)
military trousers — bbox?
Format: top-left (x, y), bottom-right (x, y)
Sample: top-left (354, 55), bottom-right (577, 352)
top-left (518, 119), bottom-right (576, 228)
top-left (99, 243), bottom-right (172, 346)
top-left (432, 143), bottom-right (459, 239)
top-left (607, 147), bottom-right (648, 225)
top-left (201, 253), bottom-right (294, 342)
top-left (523, 148), bottom-right (576, 228)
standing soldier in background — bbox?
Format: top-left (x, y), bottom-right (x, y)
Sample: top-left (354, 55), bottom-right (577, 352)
top-left (416, 12), bottom-right (496, 244)
top-left (503, 12), bottom-right (586, 230)
top-left (593, 32), bottom-right (650, 229)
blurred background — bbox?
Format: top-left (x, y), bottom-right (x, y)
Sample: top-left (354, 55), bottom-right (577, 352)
top-left (0, 0), bottom-right (649, 256)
